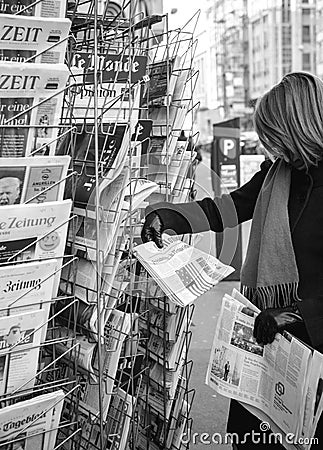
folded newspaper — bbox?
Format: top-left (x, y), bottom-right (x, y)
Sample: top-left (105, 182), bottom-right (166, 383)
top-left (0, 62), bottom-right (69, 157)
top-left (0, 15), bottom-right (71, 64)
top-left (206, 289), bottom-right (323, 450)
top-left (134, 236), bottom-right (234, 306)
top-left (0, 156), bottom-right (70, 204)
top-left (0, 389), bottom-right (64, 450)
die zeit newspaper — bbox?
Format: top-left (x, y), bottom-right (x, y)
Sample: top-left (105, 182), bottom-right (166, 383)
top-left (0, 389), bottom-right (64, 450)
top-left (0, 15), bottom-right (71, 64)
top-left (0, 0), bottom-right (66, 17)
top-left (0, 62), bottom-right (69, 157)
top-left (206, 289), bottom-right (323, 450)
top-left (0, 156), bottom-right (70, 204)
top-left (0, 199), bottom-right (72, 296)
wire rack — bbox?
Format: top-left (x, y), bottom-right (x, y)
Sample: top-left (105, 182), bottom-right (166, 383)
top-left (0, 1), bottom-right (200, 449)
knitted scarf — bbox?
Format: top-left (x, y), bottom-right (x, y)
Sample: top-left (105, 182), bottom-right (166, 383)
top-left (240, 159), bottom-right (300, 310)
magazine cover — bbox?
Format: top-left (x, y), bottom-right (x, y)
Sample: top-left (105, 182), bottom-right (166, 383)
top-left (0, 15), bottom-right (71, 64)
top-left (0, 62), bottom-right (69, 157)
top-left (0, 389), bottom-right (65, 450)
top-left (0, 156), bottom-right (70, 204)
top-left (0, 0), bottom-right (66, 17)
top-left (0, 309), bottom-right (46, 394)
top-left (0, 199), bottom-right (72, 295)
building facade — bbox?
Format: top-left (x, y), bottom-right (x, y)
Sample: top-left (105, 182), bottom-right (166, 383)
top-left (248, 0), bottom-right (316, 101)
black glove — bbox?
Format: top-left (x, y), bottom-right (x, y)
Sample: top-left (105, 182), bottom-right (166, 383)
top-left (141, 212), bottom-right (164, 249)
top-left (253, 305), bottom-right (303, 345)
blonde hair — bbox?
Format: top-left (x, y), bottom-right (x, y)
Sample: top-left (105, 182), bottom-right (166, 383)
top-left (254, 72), bottom-right (323, 169)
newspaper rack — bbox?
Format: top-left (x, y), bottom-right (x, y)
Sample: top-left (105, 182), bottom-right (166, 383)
top-left (0, 1), bottom-right (200, 449)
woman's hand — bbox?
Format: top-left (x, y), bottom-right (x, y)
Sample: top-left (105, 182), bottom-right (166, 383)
top-left (141, 212), bottom-right (164, 248)
top-left (253, 306), bottom-right (303, 345)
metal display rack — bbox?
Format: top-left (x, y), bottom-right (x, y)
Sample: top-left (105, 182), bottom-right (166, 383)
top-left (0, 1), bottom-right (200, 449)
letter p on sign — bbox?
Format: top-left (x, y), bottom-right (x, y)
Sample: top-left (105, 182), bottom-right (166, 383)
top-left (219, 138), bottom-right (237, 159)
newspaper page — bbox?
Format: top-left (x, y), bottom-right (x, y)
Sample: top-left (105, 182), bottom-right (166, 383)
top-left (0, 62), bottom-right (69, 157)
top-left (107, 388), bottom-right (133, 450)
top-left (72, 168), bottom-right (129, 261)
top-left (68, 51), bottom-right (147, 122)
top-left (0, 15), bottom-right (71, 64)
top-left (52, 327), bottom-right (97, 380)
top-left (81, 309), bottom-right (131, 417)
top-left (0, 308), bottom-right (46, 394)
top-left (134, 236), bottom-right (234, 307)
top-left (0, 155), bottom-right (70, 204)
top-left (241, 349), bottom-right (323, 450)
top-left (206, 293), bottom-right (312, 437)
top-left (0, 389), bottom-right (64, 450)
top-left (0, 259), bottom-right (56, 342)
top-left (0, 0), bottom-right (66, 17)
top-left (0, 199), bottom-right (72, 295)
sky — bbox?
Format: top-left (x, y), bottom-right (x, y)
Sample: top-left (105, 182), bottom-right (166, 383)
top-left (162, 0), bottom-right (206, 30)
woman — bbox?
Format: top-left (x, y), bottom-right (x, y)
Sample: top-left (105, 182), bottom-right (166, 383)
top-left (141, 72), bottom-right (323, 447)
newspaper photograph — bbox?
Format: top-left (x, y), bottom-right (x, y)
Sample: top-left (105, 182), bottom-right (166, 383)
top-left (0, 62), bottom-right (69, 157)
top-left (0, 199), bottom-right (72, 295)
top-left (0, 389), bottom-right (64, 450)
top-left (0, 15), bottom-right (71, 64)
top-left (0, 155), bottom-right (70, 205)
top-left (0, 259), bottom-right (56, 341)
top-left (206, 292), bottom-right (313, 437)
top-left (134, 236), bottom-right (234, 306)
top-left (0, 308), bottom-right (46, 395)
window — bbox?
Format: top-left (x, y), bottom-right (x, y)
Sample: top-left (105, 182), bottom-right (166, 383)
top-left (302, 52), bottom-right (311, 70)
top-left (302, 8), bottom-right (310, 15)
top-left (302, 25), bottom-right (311, 43)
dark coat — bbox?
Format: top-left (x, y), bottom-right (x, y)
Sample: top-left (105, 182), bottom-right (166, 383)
top-left (148, 159), bottom-right (323, 350)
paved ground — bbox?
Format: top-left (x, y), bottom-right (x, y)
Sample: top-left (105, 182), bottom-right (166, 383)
top-left (187, 152), bottom-right (237, 449)
top-left (188, 282), bottom-right (238, 449)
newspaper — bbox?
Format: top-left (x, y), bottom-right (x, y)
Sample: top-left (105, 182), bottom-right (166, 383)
top-left (206, 290), bottom-right (317, 442)
top-left (0, 259), bottom-right (56, 342)
top-left (107, 388), bottom-right (134, 450)
top-left (0, 308), bottom-right (46, 394)
top-left (0, 15), bottom-right (71, 64)
top-left (68, 51), bottom-right (147, 123)
top-left (72, 168), bottom-right (129, 261)
top-left (0, 0), bottom-right (66, 17)
top-left (0, 62), bottom-right (69, 157)
top-left (79, 309), bottom-right (131, 417)
top-left (148, 141), bottom-right (190, 192)
top-left (134, 236), bottom-right (234, 307)
top-left (121, 178), bottom-right (158, 221)
top-left (0, 155), bottom-right (70, 204)
top-left (0, 199), bottom-right (72, 295)
top-left (0, 389), bottom-right (64, 450)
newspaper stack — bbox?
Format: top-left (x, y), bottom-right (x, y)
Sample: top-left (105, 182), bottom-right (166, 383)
top-left (134, 235), bottom-right (234, 307)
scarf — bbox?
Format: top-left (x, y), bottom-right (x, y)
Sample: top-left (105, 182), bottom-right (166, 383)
top-left (240, 159), bottom-right (300, 310)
